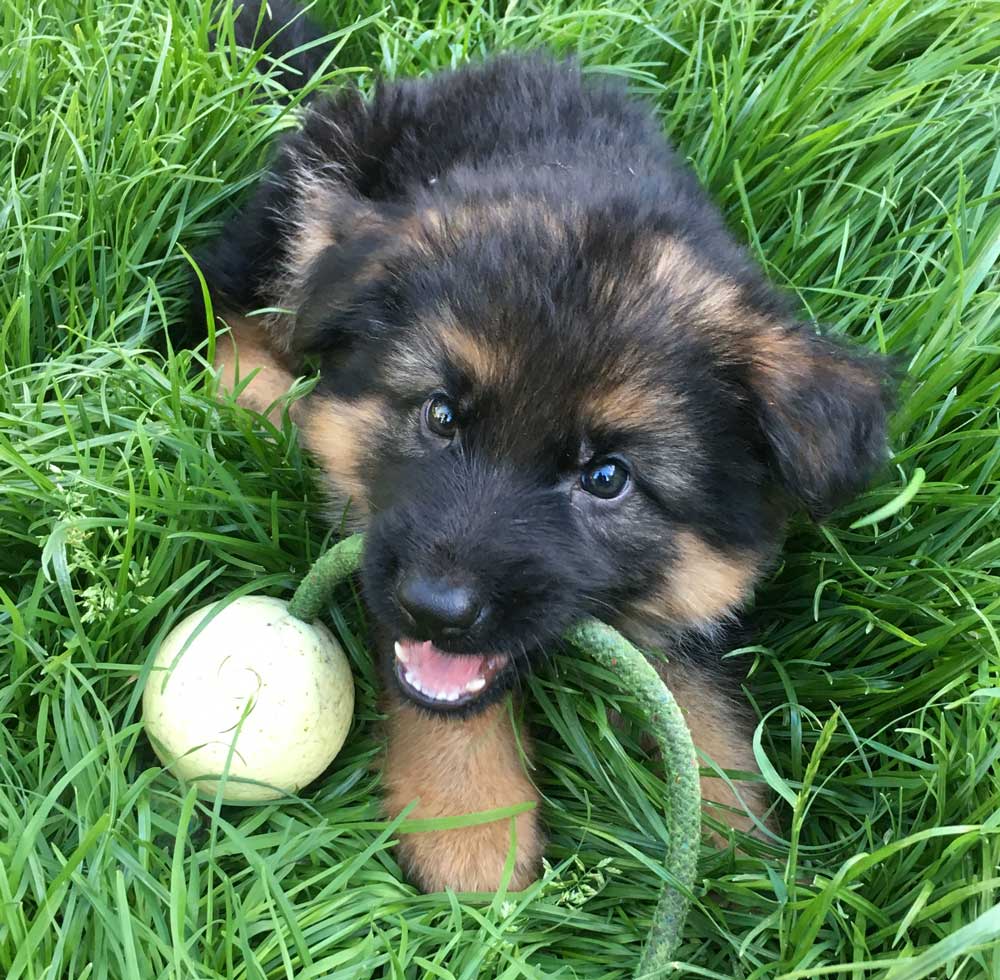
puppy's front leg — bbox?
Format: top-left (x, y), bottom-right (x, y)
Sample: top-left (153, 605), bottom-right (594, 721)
top-left (383, 694), bottom-right (543, 893)
top-left (213, 313), bottom-right (299, 426)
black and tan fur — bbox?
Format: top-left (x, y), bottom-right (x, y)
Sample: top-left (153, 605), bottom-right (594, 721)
top-left (196, 0), bottom-right (892, 892)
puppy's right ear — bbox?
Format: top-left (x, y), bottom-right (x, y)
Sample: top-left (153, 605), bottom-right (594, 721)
top-left (191, 89), bottom-right (387, 365)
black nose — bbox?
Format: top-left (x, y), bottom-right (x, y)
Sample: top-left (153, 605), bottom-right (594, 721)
top-left (396, 573), bottom-right (482, 637)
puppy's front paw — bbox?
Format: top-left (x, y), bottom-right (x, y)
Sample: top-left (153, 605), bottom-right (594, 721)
top-left (397, 811), bottom-right (543, 893)
top-left (384, 697), bottom-right (543, 893)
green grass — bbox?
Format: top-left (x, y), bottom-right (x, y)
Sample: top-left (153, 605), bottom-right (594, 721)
top-left (2, 0), bottom-right (999, 976)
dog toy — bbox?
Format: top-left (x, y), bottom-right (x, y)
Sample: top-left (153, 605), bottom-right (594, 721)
top-left (287, 534), bottom-right (701, 972)
top-left (143, 594), bottom-right (354, 802)
top-left (144, 532), bottom-right (699, 969)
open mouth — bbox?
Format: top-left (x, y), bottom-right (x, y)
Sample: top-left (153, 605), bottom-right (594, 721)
top-left (394, 640), bottom-right (510, 709)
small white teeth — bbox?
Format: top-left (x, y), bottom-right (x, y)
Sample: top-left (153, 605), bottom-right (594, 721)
top-left (401, 668), bottom-right (484, 702)
top-left (397, 644), bottom-right (494, 703)
top-left (404, 672), bottom-right (463, 702)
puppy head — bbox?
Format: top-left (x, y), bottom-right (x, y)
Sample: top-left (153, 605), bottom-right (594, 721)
top-left (269, 193), bottom-right (892, 715)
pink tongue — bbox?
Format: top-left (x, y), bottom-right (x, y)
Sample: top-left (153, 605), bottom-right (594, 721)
top-left (400, 640), bottom-right (487, 691)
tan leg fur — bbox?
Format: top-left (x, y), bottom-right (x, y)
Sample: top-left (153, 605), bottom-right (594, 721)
top-left (213, 314), bottom-right (298, 425)
top-left (652, 660), bottom-right (769, 837)
top-left (383, 695), bottom-right (544, 892)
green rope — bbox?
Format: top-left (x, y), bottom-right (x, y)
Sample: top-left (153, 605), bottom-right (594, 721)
top-left (287, 533), bottom-right (365, 623)
top-left (564, 620), bottom-right (700, 974)
top-left (288, 533), bottom-right (700, 972)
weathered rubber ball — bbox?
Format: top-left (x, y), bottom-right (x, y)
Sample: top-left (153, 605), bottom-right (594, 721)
top-left (142, 595), bottom-right (354, 802)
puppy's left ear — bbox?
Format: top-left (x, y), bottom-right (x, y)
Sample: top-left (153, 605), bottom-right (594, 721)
top-left (746, 323), bottom-right (894, 520)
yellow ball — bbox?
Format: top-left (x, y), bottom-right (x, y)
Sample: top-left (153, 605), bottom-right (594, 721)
top-left (143, 595), bottom-right (354, 802)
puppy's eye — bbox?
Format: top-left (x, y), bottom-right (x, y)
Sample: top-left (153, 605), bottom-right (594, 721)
top-left (423, 394), bottom-right (458, 438)
top-left (581, 458), bottom-right (630, 499)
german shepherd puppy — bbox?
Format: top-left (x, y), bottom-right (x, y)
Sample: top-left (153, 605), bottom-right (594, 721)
top-left (198, 0), bottom-right (892, 892)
